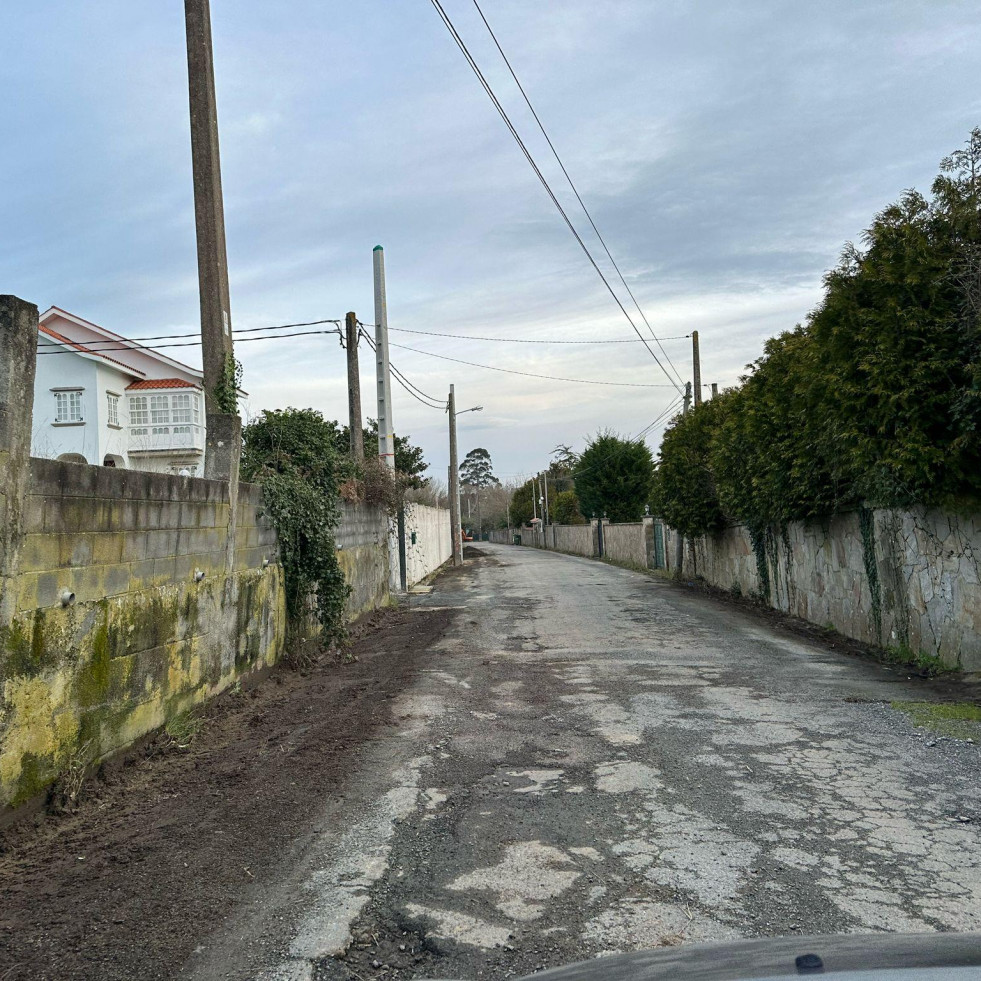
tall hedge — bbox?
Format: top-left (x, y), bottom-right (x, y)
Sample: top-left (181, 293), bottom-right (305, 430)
top-left (653, 130), bottom-right (981, 534)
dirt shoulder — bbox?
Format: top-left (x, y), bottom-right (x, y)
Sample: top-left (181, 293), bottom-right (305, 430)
top-left (0, 603), bottom-right (455, 981)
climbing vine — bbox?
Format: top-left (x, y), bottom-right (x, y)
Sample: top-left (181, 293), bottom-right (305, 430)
top-left (859, 508), bottom-right (882, 643)
top-left (241, 408), bottom-right (351, 647)
top-left (212, 355), bottom-right (243, 414)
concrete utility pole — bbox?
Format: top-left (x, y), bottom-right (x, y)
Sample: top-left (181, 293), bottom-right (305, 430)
top-left (684, 381), bottom-right (692, 415)
top-left (345, 312), bottom-right (364, 462)
top-left (372, 246), bottom-right (400, 592)
top-left (542, 470), bottom-right (550, 548)
top-left (448, 386), bottom-right (463, 566)
top-left (711, 382), bottom-right (719, 399)
top-left (692, 330), bottom-right (702, 406)
top-left (372, 246), bottom-right (395, 470)
top-left (184, 0), bottom-right (237, 480)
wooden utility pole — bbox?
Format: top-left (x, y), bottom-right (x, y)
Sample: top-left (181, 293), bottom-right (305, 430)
top-left (184, 0), bottom-right (237, 480)
top-left (692, 330), bottom-right (702, 406)
top-left (345, 312), bottom-right (364, 462)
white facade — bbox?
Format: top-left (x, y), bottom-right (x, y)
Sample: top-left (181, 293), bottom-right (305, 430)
top-left (31, 308), bottom-right (207, 475)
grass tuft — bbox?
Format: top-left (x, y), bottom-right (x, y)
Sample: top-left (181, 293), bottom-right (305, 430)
top-left (891, 700), bottom-right (981, 740)
top-left (165, 710), bottom-right (204, 750)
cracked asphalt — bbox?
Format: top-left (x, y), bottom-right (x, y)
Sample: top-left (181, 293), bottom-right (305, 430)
top-left (191, 544), bottom-right (981, 980)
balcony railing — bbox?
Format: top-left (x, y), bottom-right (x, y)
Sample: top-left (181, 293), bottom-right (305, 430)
top-left (128, 424), bottom-right (205, 453)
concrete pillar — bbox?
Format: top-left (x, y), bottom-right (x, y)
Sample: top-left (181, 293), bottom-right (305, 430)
top-left (0, 296), bottom-right (39, 623)
top-left (642, 515), bottom-right (655, 569)
top-left (590, 518), bottom-right (601, 558)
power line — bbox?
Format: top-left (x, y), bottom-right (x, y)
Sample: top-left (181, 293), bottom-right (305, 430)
top-left (358, 327), bottom-right (447, 410)
top-left (36, 318), bottom-right (340, 353)
top-left (388, 340), bottom-right (678, 387)
top-left (37, 328), bottom-right (340, 355)
top-left (426, 0), bottom-right (683, 395)
top-left (387, 326), bottom-right (691, 345)
top-left (468, 0), bottom-right (685, 388)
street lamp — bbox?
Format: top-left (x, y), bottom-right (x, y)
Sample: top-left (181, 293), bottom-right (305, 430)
top-left (448, 390), bottom-right (484, 565)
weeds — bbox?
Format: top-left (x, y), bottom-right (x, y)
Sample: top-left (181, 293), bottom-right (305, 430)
top-left (891, 700), bottom-right (981, 740)
top-left (165, 710), bottom-right (204, 750)
top-left (48, 741), bottom-right (93, 815)
top-left (883, 643), bottom-right (955, 676)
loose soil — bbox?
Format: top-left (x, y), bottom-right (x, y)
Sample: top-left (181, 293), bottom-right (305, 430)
top-left (0, 604), bottom-right (455, 981)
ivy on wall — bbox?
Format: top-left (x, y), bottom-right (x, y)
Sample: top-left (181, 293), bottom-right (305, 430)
top-left (241, 409), bottom-right (350, 645)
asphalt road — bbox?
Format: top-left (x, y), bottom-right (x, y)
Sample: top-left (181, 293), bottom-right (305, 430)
top-left (187, 544), bottom-right (981, 981)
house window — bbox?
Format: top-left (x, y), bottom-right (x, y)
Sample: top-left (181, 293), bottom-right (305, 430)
top-left (191, 394), bottom-right (200, 424)
top-left (173, 425), bottom-right (191, 437)
top-left (55, 390), bottom-right (83, 423)
top-left (130, 396), bottom-right (148, 425)
top-left (172, 394), bottom-right (192, 424)
top-left (107, 393), bottom-right (120, 427)
top-left (150, 395), bottom-right (169, 425)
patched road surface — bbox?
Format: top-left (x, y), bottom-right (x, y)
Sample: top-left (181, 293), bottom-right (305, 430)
top-left (195, 544), bottom-right (981, 980)
top-left (3, 545), bottom-right (979, 981)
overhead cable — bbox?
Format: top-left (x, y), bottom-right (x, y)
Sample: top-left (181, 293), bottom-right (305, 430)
top-left (387, 326), bottom-right (690, 344)
top-left (426, 0), bottom-right (683, 395)
top-left (388, 340), bottom-right (678, 387)
top-left (469, 0), bottom-right (685, 387)
top-left (37, 328), bottom-right (341, 355)
top-left (358, 327), bottom-right (447, 410)
top-left (36, 318), bottom-right (340, 353)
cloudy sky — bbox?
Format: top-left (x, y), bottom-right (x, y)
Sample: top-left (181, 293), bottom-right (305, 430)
top-left (3, 1), bottom-right (980, 484)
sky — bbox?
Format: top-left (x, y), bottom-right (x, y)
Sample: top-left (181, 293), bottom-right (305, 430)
top-left (3, 1), bottom-right (980, 485)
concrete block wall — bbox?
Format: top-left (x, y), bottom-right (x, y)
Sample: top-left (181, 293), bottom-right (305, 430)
top-left (335, 503), bottom-right (391, 619)
top-left (404, 503), bottom-right (452, 585)
top-left (681, 507), bottom-right (981, 673)
top-left (1, 459), bottom-right (285, 811)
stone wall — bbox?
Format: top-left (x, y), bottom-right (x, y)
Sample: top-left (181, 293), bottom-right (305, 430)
top-left (1, 458), bottom-right (285, 810)
top-left (551, 524), bottom-right (594, 557)
top-left (404, 504), bottom-right (452, 585)
top-left (600, 522), bottom-right (649, 568)
top-left (682, 507), bottom-right (981, 673)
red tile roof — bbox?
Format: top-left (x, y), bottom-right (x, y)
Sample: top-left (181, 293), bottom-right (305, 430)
top-left (125, 378), bottom-right (200, 391)
top-left (38, 324), bottom-right (144, 375)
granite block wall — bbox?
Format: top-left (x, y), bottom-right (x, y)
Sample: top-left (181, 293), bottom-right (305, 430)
top-left (681, 507), bottom-right (981, 673)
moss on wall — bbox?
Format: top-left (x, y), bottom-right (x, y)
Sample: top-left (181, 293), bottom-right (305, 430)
top-left (0, 566), bottom-right (284, 811)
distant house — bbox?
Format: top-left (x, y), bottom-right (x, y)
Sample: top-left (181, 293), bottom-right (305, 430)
top-left (32, 307), bottom-right (207, 475)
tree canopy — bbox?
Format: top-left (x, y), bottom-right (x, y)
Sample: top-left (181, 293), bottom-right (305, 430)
top-left (573, 430), bottom-right (654, 522)
top-left (653, 129), bottom-right (981, 535)
top-left (340, 419), bottom-right (429, 488)
top-left (459, 447), bottom-right (500, 488)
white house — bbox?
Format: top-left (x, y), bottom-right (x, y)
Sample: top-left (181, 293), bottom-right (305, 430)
top-left (32, 307), bottom-right (207, 475)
